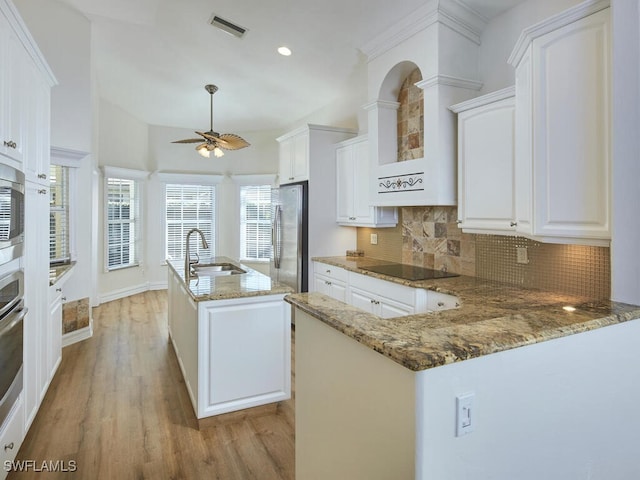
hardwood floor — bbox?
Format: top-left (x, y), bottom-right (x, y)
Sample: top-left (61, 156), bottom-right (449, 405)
top-left (10, 291), bottom-right (295, 479)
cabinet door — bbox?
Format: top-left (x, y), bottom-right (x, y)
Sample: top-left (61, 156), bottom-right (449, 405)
top-left (314, 274), bottom-right (331, 296)
top-left (23, 69), bottom-right (50, 185)
top-left (378, 298), bottom-right (414, 319)
top-left (336, 145), bottom-right (354, 223)
top-left (23, 183), bottom-right (50, 430)
top-left (329, 281), bottom-right (347, 303)
top-left (531, 8), bottom-right (610, 241)
top-left (352, 139), bottom-right (373, 222)
top-left (1, 27), bottom-right (28, 164)
top-left (514, 46), bottom-right (533, 236)
top-left (49, 290), bottom-right (62, 379)
top-left (278, 137), bottom-right (293, 183)
top-left (348, 287), bottom-right (376, 314)
top-left (291, 130), bottom-right (309, 182)
top-left (458, 97), bottom-right (516, 233)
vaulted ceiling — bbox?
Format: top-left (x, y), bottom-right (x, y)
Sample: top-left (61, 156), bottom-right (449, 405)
top-left (57, 0), bottom-right (526, 133)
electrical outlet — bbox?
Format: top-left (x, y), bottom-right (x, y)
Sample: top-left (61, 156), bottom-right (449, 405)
top-left (456, 393), bottom-right (475, 436)
top-left (370, 233), bottom-right (378, 245)
top-left (516, 246), bottom-right (529, 264)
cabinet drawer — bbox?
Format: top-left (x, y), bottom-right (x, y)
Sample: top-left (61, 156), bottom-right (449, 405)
top-left (0, 394), bottom-right (23, 471)
top-left (314, 262), bottom-right (348, 283)
top-left (349, 271), bottom-right (417, 306)
top-left (426, 291), bottom-right (460, 311)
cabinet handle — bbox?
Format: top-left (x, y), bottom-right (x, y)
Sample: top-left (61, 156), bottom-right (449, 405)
top-left (325, 269), bottom-right (331, 274)
top-left (349, 217), bottom-right (356, 221)
top-left (55, 287), bottom-right (62, 292)
top-left (3, 140), bottom-right (17, 149)
top-left (38, 189), bottom-right (47, 195)
top-left (370, 299), bottom-right (380, 305)
top-left (61, 297), bottom-right (67, 301)
top-left (456, 220), bottom-right (462, 224)
top-left (510, 221), bottom-right (517, 227)
top-left (288, 177), bottom-right (294, 181)
top-left (37, 173), bottom-right (47, 180)
top-left (4, 442), bottom-right (14, 451)
top-left (325, 281), bottom-right (331, 286)
top-left (437, 301), bottom-right (445, 307)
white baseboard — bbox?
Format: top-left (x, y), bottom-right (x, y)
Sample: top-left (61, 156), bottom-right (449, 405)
top-left (148, 281), bottom-right (168, 291)
top-left (98, 283), bottom-right (152, 304)
top-left (62, 322), bottom-right (93, 347)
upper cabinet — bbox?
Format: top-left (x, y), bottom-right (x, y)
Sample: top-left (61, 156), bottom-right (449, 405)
top-left (336, 135), bottom-right (397, 228)
top-left (508, 2), bottom-right (611, 246)
top-left (0, 0), bottom-right (55, 184)
top-left (277, 128), bottom-right (309, 184)
top-left (450, 88), bottom-right (516, 235)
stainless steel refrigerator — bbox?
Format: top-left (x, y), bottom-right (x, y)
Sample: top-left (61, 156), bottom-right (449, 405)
top-left (270, 181), bottom-right (308, 293)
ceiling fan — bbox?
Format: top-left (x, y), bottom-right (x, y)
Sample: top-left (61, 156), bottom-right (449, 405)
top-left (172, 84), bottom-right (249, 158)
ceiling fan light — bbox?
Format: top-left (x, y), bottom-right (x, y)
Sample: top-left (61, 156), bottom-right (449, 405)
top-left (213, 147), bottom-right (224, 158)
top-left (197, 145), bottom-right (211, 158)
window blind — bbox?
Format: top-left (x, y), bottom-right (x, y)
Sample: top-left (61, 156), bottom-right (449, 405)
top-left (240, 185), bottom-right (272, 261)
top-left (106, 177), bottom-right (139, 269)
top-left (49, 165), bottom-right (70, 264)
top-left (165, 184), bottom-right (215, 261)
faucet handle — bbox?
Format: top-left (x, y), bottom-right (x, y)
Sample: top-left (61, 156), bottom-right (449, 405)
top-left (189, 252), bottom-right (200, 265)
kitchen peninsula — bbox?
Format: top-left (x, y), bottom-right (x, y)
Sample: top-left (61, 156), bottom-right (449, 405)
top-left (289, 256), bottom-right (640, 480)
top-left (167, 257), bottom-right (292, 423)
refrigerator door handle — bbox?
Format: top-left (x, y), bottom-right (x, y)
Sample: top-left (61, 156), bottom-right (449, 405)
top-left (272, 205), bottom-right (282, 269)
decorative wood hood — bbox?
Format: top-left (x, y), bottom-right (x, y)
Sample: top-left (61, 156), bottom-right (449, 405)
top-left (361, 0), bottom-right (486, 207)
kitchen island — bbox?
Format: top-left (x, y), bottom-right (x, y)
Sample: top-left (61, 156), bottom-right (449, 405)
top-left (288, 256), bottom-right (640, 480)
top-left (167, 257), bottom-right (293, 423)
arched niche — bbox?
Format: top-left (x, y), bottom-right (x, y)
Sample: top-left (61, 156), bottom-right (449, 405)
top-left (366, 61), bottom-right (424, 167)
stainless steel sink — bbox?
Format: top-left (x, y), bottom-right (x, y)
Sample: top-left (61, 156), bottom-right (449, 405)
top-left (191, 263), bottom-right (247, 276)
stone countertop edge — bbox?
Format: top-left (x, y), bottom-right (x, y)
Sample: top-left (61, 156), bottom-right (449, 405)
top-left (167, 256), bottom-right (293, 302)
top-left (288, 256), bottom-right (640, 372)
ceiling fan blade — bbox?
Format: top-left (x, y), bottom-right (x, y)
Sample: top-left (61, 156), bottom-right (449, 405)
top-left (172, 138), bottom-right (203, 144)
top-left (217, 133), bottom-right (250, 150)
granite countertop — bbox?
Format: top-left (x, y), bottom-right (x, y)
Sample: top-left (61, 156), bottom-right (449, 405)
top-left (167, 256), bottom-right (293, 302)
top-left (285, 256), bottom-right (640, 371)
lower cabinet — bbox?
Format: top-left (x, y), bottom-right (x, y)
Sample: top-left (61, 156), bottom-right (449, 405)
top-left (0, 393), bottom-right (24, 479)
top-left (313, 261), bottom-right (459, 318)
top-left (168, 268), bottom-right (291, 419)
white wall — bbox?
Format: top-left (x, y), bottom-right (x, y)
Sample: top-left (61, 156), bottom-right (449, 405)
top-left (478, 0), bottom-right (582, 93)
top-left (416, 319), bottom-right (640, 480)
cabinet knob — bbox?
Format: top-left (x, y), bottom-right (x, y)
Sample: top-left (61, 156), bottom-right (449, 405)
top-left (288, 177), bottom-right (294, 181)
top-left (3, 140), bottom-right (17, 149)
top-left (38, 189), bottom-right (47, 195)
top-left (510, 221), bottom-right (518, 227)
top-left (4, 442), bottom-right (14, 451)
top-left (37, 173), bottom-right (47, 180)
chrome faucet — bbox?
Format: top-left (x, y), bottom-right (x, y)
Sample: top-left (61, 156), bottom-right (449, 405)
top-left (184, 228), bottom-right (209, 277)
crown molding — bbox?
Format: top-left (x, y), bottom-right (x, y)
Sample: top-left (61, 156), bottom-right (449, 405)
top-left (417, 74), bottom-right (483, 91)
top-left (449, 86), bottom-right (515, 113)
top-left (362, 100), bottom-right (401, 111)
top-left (50, 146), bottom-right (90, 167)
top-left (508, 0), bottom-right (610, 66)
top-left (361, 0), bottom-right (487, 61)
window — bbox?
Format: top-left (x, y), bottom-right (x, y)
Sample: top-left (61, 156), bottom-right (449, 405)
top-left (165, 184), bottom-right (215, 261)
top-left (240, 185), bottom-right (272, 261)
top-left (49, 165), bottom-right (70, 264)
top-left (106, 177), bottom-right (140, 270)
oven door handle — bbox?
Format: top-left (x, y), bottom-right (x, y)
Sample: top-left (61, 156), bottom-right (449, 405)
top-left (0, 307), bottom-right (27, 336)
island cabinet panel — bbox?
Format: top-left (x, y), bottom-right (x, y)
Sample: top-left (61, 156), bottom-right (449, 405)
top-left (296, 309), bottom-right (415, 480)
top-left (199, 297), bottom-right (291, 416)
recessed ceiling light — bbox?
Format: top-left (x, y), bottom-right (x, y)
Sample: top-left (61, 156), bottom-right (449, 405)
top-left (278, 46), bottom-right (292, 56)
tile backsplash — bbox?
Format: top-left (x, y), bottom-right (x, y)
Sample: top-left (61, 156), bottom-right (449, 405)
top-left (356, 205), bottom-right (611, 298)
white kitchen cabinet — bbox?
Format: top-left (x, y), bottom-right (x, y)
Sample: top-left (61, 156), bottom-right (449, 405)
top-left (23, 183), bottom-right (53, 431)
top-left (49, 284), bottom-right (63, 378)
top-left (22, 62), bottom-right (51, 186)
top-left (349, 285), bottom-right (414, 318)
top-left (0, 392), bottom-right (23, 479)
top-left (168, 267), bottom-right (291, 419)
top-left (336, 135), bottom-right (397, 228)
top-left (313, 262), bottom-right (348, 302)
top-left (508, 3), bottom-right (611, 246)
top-left (277, 128), bottom-right (309, 184)
top-left (450, 88), bottom-right (516, 235)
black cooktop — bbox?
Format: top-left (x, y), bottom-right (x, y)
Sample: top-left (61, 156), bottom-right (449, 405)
top-left (360, 263), bottom-right (459, 281)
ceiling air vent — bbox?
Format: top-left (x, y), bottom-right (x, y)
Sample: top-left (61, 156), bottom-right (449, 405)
top-left (209, 14), bottom-right (247, 38)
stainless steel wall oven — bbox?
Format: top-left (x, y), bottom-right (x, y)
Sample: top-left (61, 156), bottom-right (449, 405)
top-left (0, 269), bottom-right (25, 428)
top-left (0, 164), bottom-right (25, 266)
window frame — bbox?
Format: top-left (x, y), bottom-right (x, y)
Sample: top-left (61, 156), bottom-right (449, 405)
top-left (102, 166), bottom-right (147, 272)
top-left (157, 172), bottom-right (223, 266)
top-left (239, 184), bottom-right (272, 262)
